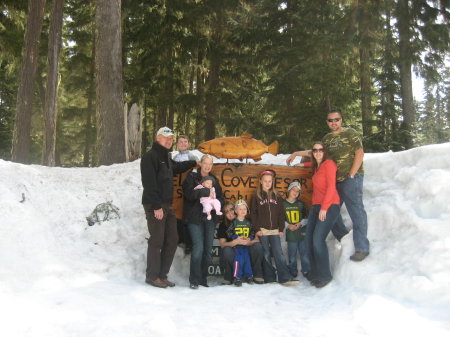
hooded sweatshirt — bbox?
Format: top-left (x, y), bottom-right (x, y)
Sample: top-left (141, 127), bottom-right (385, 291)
top-left (250, 190), bottom-right (285, 233)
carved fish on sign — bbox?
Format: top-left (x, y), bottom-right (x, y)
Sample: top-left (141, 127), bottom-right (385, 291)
top-left (197, 132), bottom-right (279, 161)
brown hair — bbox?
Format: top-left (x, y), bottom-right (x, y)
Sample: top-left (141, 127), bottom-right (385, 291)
top-left (311, 141), bottom-right (329, 174)
top-left (256, 169), bottom-right (278, 200)
top-left (222, 201), bottom-right (235, 227)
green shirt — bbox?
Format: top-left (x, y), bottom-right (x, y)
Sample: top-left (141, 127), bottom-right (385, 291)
top-left (228, 218), bottom-right (253, 239)
top-left (322, 127), bottom-right (364, 182)
top-left (283, 200), bottom-right (308, 242)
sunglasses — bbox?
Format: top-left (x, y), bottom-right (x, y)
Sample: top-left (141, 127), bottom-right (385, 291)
top-left (312, 148), bottom-right (325, 153)
top-left (327, 118), bottom-right (341, 123)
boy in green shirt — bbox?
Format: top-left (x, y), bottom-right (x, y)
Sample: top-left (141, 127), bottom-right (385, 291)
top-left (283, 182), bottom-right (310, 278)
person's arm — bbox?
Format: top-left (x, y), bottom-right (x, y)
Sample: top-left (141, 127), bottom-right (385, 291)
top-left (276, 196), bottom-right (286, 234)
top-left (286, 150), bottom-right (312, 165)
top-left (172, 159), bottom-right (197, 175)
top-left (349, 147), bottom-right (364, 177)
top-left (182, 173), bottom-right (210, 201)
top-left (250, 195), bottom-right (262, 236)
top-left (141, 152), bottom-right (162, 210)
top-left (188, 152), bottom-right (198, 161)
top-left (213, 176), bottom-right (225, 205)
top-left (320, 160), bottom-right (338, 212)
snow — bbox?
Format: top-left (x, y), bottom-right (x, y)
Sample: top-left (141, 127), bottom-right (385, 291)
top-left (1, 143), bottom-right (450, 337)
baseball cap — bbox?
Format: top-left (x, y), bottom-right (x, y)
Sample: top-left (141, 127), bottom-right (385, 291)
top-left (234, 199), bottom-right (249, 211)
top-left (288, 181), bottom-right (301, 192)
top-left (157, 126), bottom-right (174, 137)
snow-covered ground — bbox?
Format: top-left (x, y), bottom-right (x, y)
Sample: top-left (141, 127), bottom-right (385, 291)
top-left (1, 143), bottom-right (449, 337)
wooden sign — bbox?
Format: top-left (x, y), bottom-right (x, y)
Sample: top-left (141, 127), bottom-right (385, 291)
top-left (173, 163), bottom-right (312, 219)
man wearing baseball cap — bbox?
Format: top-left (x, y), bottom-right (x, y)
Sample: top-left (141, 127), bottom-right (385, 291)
top-left (141, 126), bottom-right (197, 288)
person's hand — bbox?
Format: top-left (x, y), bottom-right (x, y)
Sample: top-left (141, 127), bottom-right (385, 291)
top-left (319, 209), bottom-right (327, 221)
top-left (279, 231), bottom-right (284, 236)
top-left (256, 231), bottom-right (263, 237)
top-left (286, 154), bottom-right (296, 166)
top-left (210, 189), bottom-right (214, 198)
top-left (154, 208), bottom-right (164, 220)
top-left (241, 237), bottom-right (251, 246)
top-left (288, 224), bottom-right (297, 231)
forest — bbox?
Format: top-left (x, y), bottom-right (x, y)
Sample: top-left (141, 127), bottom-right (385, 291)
top-left (0, 0), bottom-right (448, 167)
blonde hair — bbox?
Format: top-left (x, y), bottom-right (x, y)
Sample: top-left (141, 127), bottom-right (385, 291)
top-left (200, 154), bottom-right (213, 163)
top-left (256, 170), bottom-right (278, 200)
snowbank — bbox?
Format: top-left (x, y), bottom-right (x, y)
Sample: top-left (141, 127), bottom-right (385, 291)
top-left (0, 143), bottom-right (449, 337)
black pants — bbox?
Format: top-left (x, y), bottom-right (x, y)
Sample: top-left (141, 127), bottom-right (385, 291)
top-left (220, 242), bottom-right (264, 282)
top-left (143, 204), bottom-right (178, 281)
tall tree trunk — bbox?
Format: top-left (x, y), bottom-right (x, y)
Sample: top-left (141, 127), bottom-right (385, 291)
top-left (195, 49), bottom-right (205, 146)
top-left (359, 0), bottom-right (373, 136)
top-left (83, 57), bottom-right (96, 167)
top-left (167, 48), bottom-right (175, 130)
top-left (11, 0), bottom-right (46, 164)
top-left (43, 0), bottom-right (65, 166)
top-left (397, 0), bottom-right (415, 149)
top-left (95, 0), bottom-right (126, 165)
top-left (205, 6), bottom-right (223, 141)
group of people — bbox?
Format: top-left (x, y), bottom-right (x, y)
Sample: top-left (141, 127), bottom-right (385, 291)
top-left (140, 109), bottom-right (370, 289)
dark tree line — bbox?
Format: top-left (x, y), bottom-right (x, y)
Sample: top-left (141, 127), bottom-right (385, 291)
top-left (0, 0), bottom-right (448, 166)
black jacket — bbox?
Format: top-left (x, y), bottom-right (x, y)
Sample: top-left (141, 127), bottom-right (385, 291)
top-left (141, 142), bottom-right (196, 209)
top-left (182, 170), bottom-right (224, 224)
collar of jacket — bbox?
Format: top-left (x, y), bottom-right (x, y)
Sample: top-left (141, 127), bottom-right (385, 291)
top-left (152, 141), bottom-right (171, 158)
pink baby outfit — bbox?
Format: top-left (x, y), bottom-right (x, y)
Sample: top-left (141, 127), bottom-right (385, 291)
top-left (194, 184), bottom-right (222, 220)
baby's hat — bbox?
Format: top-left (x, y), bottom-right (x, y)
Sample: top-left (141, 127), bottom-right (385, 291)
top-left (201, 175), bottom-right (215, 184)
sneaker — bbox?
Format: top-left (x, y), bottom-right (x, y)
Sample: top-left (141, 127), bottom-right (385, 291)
top-left (221, 279), bottom-right (232, 285)
top-left (350, 251), bottom-right (369, 262)
top-left (313, 279), bottom-right (331, 288)
top-left (247, 277), bottom-right (254, 284)
top-left (200, 282), bottom-right (209, 287)
top-left (234, 279), bottom-right (242, 287)
top-left (281, 279), bottom-right (299, 286)
top-left (253, 277), bottom-right (264, 284)
top-left (145, 278), bottom-right (168, 288)
top-left (190, 284), bottom-right (199, 290)
top-left (161, 279), bottom-right (175, 287)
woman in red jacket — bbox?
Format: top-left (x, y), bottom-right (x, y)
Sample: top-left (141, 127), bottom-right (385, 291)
top-left (305, 142), bottom-right (341, 288)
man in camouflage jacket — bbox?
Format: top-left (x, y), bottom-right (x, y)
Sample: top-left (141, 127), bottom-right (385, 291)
top-left (286, 110), bottom-right (370, 262)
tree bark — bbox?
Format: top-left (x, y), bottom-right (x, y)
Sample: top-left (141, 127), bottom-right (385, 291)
top-left (397, 0), bottom-right (415, 149)
top-left (195, 49), bottom-right (205, 146)
top-left (205, 6), bottom-right (223, 141)
top-left (95, 0), bottom-right (126, 165)
top-left (11, 0), bottom-right (46, 164)
top-left (359, 0), bottom-right (373, 137)
top-left (43, 0), bottom-right (65, 166)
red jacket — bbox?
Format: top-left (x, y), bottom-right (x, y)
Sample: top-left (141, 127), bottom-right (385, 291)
top-left (311, 159), bottom-right (340, 211)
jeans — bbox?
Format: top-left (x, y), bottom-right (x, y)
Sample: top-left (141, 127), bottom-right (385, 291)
top-left (221, 243), bottom-right (264, 282)
top-left (287, 240), bottom-right (310, 277)
top-left (260, 235), bottom-right (292, 283)
top-left (188, 220), bottom-right (216, 285)
top-left (336, 174), bottom-right (370, 253)
top-left (306, 204), bottom-right (340, 282)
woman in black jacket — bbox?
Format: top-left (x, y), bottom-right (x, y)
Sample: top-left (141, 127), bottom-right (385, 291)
top-left (182, 154), bottom-right (224, 289)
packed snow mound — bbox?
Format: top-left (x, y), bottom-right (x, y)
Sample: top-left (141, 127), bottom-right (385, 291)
top-left (0, 143), bottom-right (449, 337)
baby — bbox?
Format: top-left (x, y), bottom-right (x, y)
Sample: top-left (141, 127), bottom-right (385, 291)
top-left (194, 176), bottom-right (222, 220)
